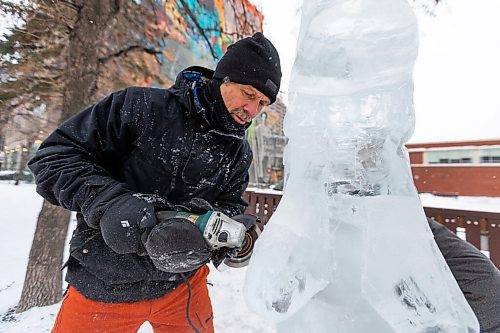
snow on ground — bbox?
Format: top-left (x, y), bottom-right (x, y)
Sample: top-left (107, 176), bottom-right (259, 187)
top-left (0, 183), bottom-right (43, 315)
top-left (0, 182), bottom-right (275, 333)
top-left (246, 186), bottom-right (283, 195)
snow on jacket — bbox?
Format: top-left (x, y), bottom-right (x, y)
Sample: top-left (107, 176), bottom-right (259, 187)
top-left (28, 67), bottom-right (253, 302)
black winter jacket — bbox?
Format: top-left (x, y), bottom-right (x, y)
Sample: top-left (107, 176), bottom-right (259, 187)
top-left (28, 67), bottom-right (253, 302)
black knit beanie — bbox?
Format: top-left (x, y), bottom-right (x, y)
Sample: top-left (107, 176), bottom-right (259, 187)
top-left (213, 32), bottom-right (282, 104)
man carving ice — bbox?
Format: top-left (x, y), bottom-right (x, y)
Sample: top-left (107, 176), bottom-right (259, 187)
top-left (29, 32), bottom-right (280, 333)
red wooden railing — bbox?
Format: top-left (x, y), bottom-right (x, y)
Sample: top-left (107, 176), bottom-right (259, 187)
top-left (244, 190), bottom-right (500, 269)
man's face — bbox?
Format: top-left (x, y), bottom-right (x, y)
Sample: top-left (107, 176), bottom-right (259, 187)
top-left (219, 82), bottom-right (271, 125)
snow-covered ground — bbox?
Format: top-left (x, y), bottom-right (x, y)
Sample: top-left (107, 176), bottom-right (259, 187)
top-left (0, 182), bottom-right (275, 333)
top-left (1, 182), bottom-right (499, 332)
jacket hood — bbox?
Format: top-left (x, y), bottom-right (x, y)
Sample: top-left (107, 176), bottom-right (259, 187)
top-left (169, 66), bottom-right (249, 138)
top-left (169, 66), bottom-right (214, 110)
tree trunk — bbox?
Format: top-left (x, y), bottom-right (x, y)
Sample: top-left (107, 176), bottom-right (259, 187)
top-left (61, 0), bottom-right (120, 121)
top-left (16, 200), bottom-right (71, 313)
top-left (16, 1), bottom-right (120, 312)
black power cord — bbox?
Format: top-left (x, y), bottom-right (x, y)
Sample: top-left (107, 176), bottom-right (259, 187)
top-left (180, 273), bottom-right (202, 333)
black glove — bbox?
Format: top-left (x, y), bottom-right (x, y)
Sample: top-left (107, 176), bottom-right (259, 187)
top-left (143, 197), bottom-right (214, 273)
top-left (145, 212), bottom-right (212, 273)
top-left (100, 193), bottom-right (173, 255)
top-left (175, 197), bottom-right (214, 214)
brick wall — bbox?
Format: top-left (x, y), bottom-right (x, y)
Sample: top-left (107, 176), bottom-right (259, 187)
top-left (411, 166), bottom-right (500, 197)
top-left (409, 151), bottom-right (423, 164)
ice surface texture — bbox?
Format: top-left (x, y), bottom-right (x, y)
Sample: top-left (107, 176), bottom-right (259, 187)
top-left (244, 0), bottom-right (479, 332)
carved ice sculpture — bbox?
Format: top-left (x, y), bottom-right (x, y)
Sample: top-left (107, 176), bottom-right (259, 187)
top-left (244, 0), bottom-right (479, 332)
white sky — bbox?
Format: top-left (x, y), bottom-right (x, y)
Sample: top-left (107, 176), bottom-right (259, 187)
top-left (252, 0), bottom-right (500, 144)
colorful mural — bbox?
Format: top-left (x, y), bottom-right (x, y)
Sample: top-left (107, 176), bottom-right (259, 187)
top-left (162, 0), bottom-right (263, 68)
top-left (96, 0), bottom-right (264, 92)
top-left (98, 0), bottom-right (264, 92)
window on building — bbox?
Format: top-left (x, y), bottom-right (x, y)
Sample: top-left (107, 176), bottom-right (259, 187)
top-left (479, 148), bottom-right (500, 164)
top-left (427, 150), bottom-right (473, 164)
top-left (481, 156), bottom-right (500, 163)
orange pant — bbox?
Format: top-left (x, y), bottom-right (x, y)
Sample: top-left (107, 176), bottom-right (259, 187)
top-left (52, 266), bottom-right (213, 333)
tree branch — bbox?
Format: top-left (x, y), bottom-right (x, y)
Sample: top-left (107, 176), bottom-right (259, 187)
top-left (98, 45), bottom-right (162, 64)
top-left (176, 0), bottom-right (218, 61)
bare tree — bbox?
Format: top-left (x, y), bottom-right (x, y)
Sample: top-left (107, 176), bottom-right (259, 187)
top-left (17, 201), bottom-right (71, 311)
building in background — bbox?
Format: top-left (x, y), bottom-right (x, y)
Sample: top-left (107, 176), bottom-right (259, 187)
top-left (408, 139), bottom-right (500, 197)
top-left (247, 97), bottom-right (287, 186)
